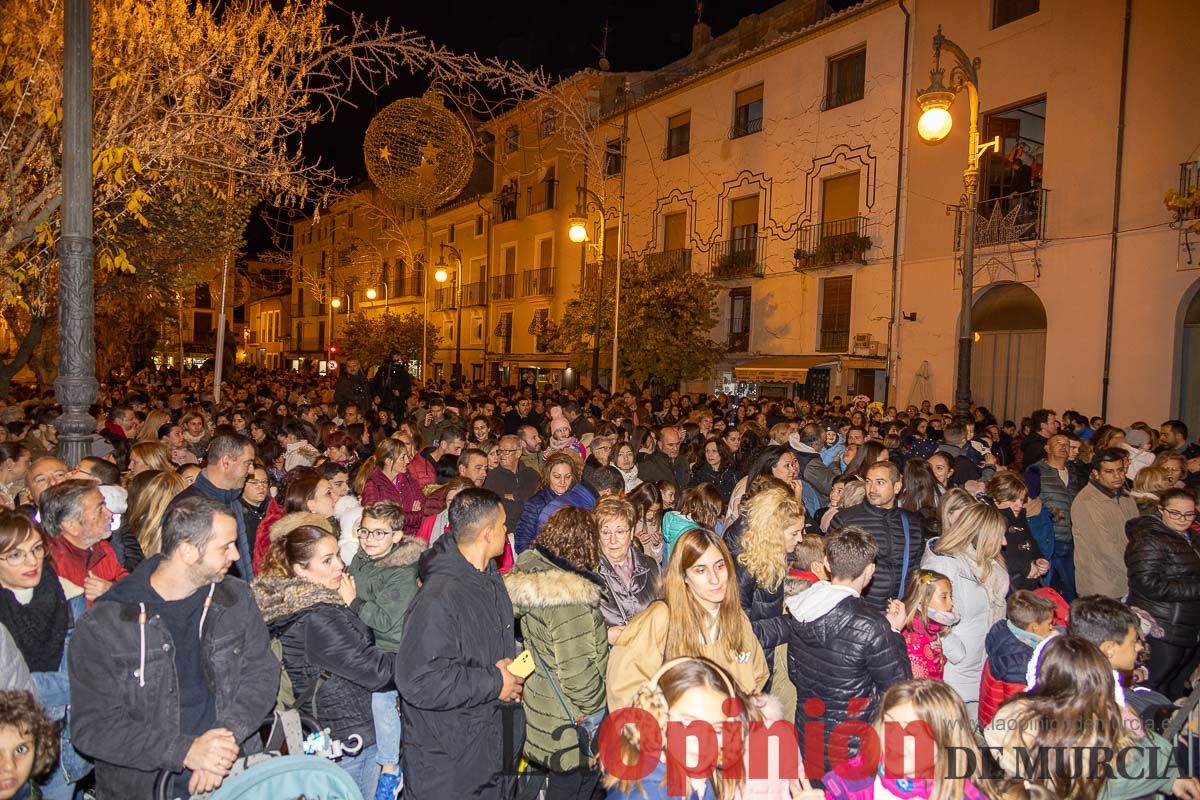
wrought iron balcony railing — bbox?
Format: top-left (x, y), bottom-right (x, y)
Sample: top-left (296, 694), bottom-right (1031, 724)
top-left (709, 237), bottom-right (765, 279)
top-left (397, 273), bottom-right (424, 298)
top-left (645, 248), bottom-right (692, 273)
top-left (527, 179), bottom-right (557, 214)
top-left (794, 216), bottom-right (871, 270)
top-left (433, 282), bottom-right (456, 311)
top-left (729, 116), bottom-right (763, 139)
top-left (728, 330), bottom-right (750, 352)
top-left (523, 267), bottom-right (555, 297)
top-left (461, 281), bottom-right (487, 307)
top-left (490, 273), bottom-right (516, 301)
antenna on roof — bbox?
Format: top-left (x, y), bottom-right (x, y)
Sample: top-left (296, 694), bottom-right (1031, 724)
top-left (696, 0), bottom-right (704, 23)
top-left (595, 21), bottom-right (611, 71)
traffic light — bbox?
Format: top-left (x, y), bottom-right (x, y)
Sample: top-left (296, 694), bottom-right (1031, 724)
top-left (329, 344), bottom-right (339, 356)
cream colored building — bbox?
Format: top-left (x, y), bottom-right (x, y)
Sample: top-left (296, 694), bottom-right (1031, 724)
top-left (895, 0), bottom-right (1200, 430)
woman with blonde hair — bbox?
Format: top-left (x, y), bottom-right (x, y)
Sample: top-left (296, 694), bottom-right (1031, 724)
top-left (515, 451), bottom-right (581, 554)
top-left (920, 500), bottom-right (1009, 720)
top-left (126, 469), bottom-right (187, 557)
top-left (606, 527), bottom-right (768, 709)
top-left (730, 487), bottom-right (804, 661)
top-left (135, 409), bottom-right (170, 443)
top-left (1131, 465), bottom-right (1174, 515)
top-left (127, 441), bottom-right (172, 477)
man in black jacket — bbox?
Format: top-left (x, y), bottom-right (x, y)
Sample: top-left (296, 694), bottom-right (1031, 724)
top-left (68, 497), bottom-right (278, 799)
top-left (168, 432), bottom-right (256, 580)
top-left (828, 460), bottom-right (923, 612)
top-left (789, 423), bottom-right (836, 510)
top-left (787, 525), bottom-right (910, 774)
top-left (332, 358), bottom-right (371, 412)
top-left (371, 351), bottom-right (412, 420)
top-left (395, 488), bottom-right (526, 799)
top-left (636, 426), bottom-right (691, 491)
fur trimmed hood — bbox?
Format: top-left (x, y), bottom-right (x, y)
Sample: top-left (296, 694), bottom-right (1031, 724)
top-left (269, 512), bottom-right (332, 544)
top-left (252, 574), bottom-right (344, 626)
top-left (504, 547), bottom-right (604, 610)
top-left (369, 535), bottom-right (427, 569)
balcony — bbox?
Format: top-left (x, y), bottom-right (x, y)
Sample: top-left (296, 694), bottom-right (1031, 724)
top-left (523, 267), bottom-right (555, 296)
top-left (527, 179), bottom-right (556, 215)
top-left (728, 330), bottom-right (750, 352)
top-left (584, 259), bottom-right (616, 294)
top-left (433, 282), bottom-right (456, 311)
top-left (729, 116), bottom-right (763, 140)
top-left (397, 273), bottom-right (424, 298)
top-left (495, 193), bottom-right (519, 224)
top-left (1171, 161), bottom-right (1200, 221)
top-left (794, 216), bottom-right (871, 270)
top-left (462, 281), bottom-right (487, 307)
top-left (710, 237), bottom-right (765, 280)
top-left (645, 248), bottom-right (693, 274)
top-left (490, 273), bottom-right (516, 301)
top-left (958, 187), bottom-right (1048, 251)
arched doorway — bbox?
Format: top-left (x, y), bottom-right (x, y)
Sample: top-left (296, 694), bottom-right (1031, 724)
top-left (1180, 290), bottom-right (1200, 437)
top-left (971, 282), bottom-right (1047, 423)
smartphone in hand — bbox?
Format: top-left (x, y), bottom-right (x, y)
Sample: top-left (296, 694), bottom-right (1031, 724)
top-left (509, 649), bottom-right (536, 679)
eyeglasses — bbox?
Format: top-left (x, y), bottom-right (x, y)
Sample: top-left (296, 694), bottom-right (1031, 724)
top-left (1161, 508), bottom-right (1198, 522)
top-left (2, 542), bottom-right (45, 567)
top-left (356, 527), bottom-right (393, 541)
top-left (245, 479), bottom-right (269, 487)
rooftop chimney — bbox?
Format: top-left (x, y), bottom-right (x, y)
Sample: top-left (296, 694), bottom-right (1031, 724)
top-left (691, 22), bottom-right (712, 53)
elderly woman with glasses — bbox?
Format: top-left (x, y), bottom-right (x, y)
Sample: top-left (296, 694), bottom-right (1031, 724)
top-left (0, 512), bottom-right (92, 798)
top-left (1126, 487), bottom-right (1200, 700)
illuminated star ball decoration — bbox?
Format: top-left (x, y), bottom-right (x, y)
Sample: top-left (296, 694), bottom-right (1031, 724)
top-left (364, 91), bottom-right (474, 209)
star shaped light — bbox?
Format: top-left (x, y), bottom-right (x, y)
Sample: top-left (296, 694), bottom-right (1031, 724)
top-left (378, 145), bottom-right (391, 164)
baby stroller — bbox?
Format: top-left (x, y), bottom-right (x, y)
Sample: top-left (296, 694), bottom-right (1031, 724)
top-left (154, 707), bottom-right (364, 800)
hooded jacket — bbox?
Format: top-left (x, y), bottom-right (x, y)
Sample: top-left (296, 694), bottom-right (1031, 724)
top-left (978, 620), bottom-right (1040, 727)
top-left (785, 582), bottom-right (911, 772)
top-left (347, 535), bottom-right (426, 652)
top-left (68, 557), bottom-right (278, 798)
top-left (394, 533), bottom-right (524, 800)
top-left (827, 502), bottom-right (924, 613)
top-left (1125, 514), bottom-right (1200, 647)
top-left (504, 547), bottom-right (608, 773)
top-left (253, 574), bottom-right (393, 748)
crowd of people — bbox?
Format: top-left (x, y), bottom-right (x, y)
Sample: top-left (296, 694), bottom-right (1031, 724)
top-left (1, 355), bottom-right (1200, 800)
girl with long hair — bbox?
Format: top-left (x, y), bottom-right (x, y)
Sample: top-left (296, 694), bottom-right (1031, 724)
top-left (900, 570), bottom-right (957, 680)
top-left (628, 482), bottom-right (664, 561)
top-left (731, 487), bottom-right (804, 661)
top-left (606, 528), bottom-right (768, 709)
top-left (920, 500), bottom-right (1009, 720)
top-left (126, 470), bottom-right (187, 557)
top-left (127, 441), bottom-right (172, 477)
top-left (985, 636), bottom-right (1185, 799)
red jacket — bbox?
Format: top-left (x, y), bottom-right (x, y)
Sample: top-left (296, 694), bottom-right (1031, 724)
top-left (252, 498), bottom-right (285, 573)
top-left (361, 468), bottom-right (424, 537)
top-left (978, 660), bottom-right (1026, 727)
top-left (978, 619), bottom-right (1038, 726)
top-left (406, 449), bottom-right (439, 489)
top-left (902, 615), bottom-right (947, 680)
top-left (45, 535), bottom-right (128, 607)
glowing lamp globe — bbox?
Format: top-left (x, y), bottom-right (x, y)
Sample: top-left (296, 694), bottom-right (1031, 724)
top-left (330, 298), bottom-right (341, 309)
top-left (567, 216), bottom-right (588, 243)
top-left (918, 106), bottom-right (953, 142)
top-left (365, 288), bottom-right (377, 300)
top-left (434, 267), bottom-right (449, 284)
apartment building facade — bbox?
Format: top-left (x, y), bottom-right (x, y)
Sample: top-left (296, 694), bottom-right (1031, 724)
top-left (896, 0), bottom-right (1200, 429)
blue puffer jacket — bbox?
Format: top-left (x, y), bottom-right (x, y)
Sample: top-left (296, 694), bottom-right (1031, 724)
top-left (515, 486), bottom-right (558, 553)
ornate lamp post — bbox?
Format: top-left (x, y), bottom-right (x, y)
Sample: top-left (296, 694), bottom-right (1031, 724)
top-left (915, 26), bottom-right (999, 418)
top-left (55, 0), bottom-right (97, 466)
top-left (435, 243), bottom-right (464, 382)
top-left (568, 184), bottom-right (611, 389)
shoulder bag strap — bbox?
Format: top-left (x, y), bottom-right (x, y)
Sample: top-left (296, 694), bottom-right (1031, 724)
top-left (526, 641), bottom-right (575, 723)
top-left (899, 513), bottom-right (912, 587)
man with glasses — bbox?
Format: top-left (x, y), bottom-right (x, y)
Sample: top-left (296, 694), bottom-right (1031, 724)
top-left (1072, 447), bottom-right (1138, 599)
top-left (484, 434), bottom-right (539, 541)
top-left (239, 464), bottom-right (271, 544)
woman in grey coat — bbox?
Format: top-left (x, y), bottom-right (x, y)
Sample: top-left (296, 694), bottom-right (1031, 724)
top-left (919, 496), bottom-right (1009, 721)
top-left (594, 497), bottom-right (660, 644)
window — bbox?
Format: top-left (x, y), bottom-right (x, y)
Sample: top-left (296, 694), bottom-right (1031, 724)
top-left (536, 236), bottom-right (553, 269)
top-left (979, 97), bottom-right (1046, 243)
top-left (730, 196), bottom-right (759, 246)
top-left (992, 0), bottom-right (1039, 28)
top-left (731, 85), bottom-right (763, 138)
top-left (818, 276), bottom-right (852, 352)
top-left (540, 109), bottom-right (556, 138)
top-left (317, 320), bottom-right (326, 350)
top-left (604, 138), bottom-right (623, 177)
top-left (825, 48), bottom-right (866, 110)
top-left (502, 244), bottom-right (517, 274)
top-left (475, 214), bottom-right (485, 238)
top-left (504, 125), bottom-right (519, 154)
top-left (531, 308), bottom-right (551, 353)
top-left (663, 212), bottom-right (688, 252)
top-left (729, 289), bottom-right (751, 352)
top-left (194, 284), bottom-right (212, 309)
top-left (665, 111), bottom-right (690, 159)
top-left (495, 311), bottom-right (513, 354)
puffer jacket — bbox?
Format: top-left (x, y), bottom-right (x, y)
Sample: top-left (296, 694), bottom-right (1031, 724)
top-left (998, 506), bottom-right (1044, 592)
top-left (726, 524), bottom-right (790, 666)
top-left (690, 461), bottom-right (739, 503)
top-left (598, 547), bottom-right (660, 627)
top-left (1126, 514), bottom-right (1200, 647)
top-left (504, 547), bottom-right (608, 773)
top-left (253, 575), bottom-right (393, 747)
top-left (785, 582), bottom-right (911, 773)
top-left (347, 535), bottom-right (426, 652)
top-left (515, 486), bottom-right (559, 554)
top-left (361, 468), bottom-right (423, 536)
top-left (828, 502), bottom-right (924, 613)
top-left (977, 620), bottom-right (1038, 726)
top-left (903, 614), bottom-right (948, 680)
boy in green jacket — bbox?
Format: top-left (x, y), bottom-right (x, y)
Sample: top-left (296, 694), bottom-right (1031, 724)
top-left (349, 501), bottom-right (426, 800)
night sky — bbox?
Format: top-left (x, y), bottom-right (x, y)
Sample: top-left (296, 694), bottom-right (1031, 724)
top-left (252, 0), bottom-right (854, 251)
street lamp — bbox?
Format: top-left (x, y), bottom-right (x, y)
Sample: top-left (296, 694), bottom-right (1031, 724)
top-left (436, 243), bottom-right (464, 383)
top-left (365, 288), bottom-right (377, 300)
top-left (915, 25), bottom-right (999, 418)
top-left (569, 185), bottom-right (610, 389)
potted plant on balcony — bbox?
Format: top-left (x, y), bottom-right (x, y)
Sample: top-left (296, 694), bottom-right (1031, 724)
top-left (1165, 187), bottom-right (1200, 233)
top-left (793, 246), bottom-right (817, 269)
top-left (715, 247), bottom-right (759, 278)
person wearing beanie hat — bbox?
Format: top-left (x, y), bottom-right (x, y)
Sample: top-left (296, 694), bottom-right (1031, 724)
top-left (1121, 427), bottom-right (1156, 482)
